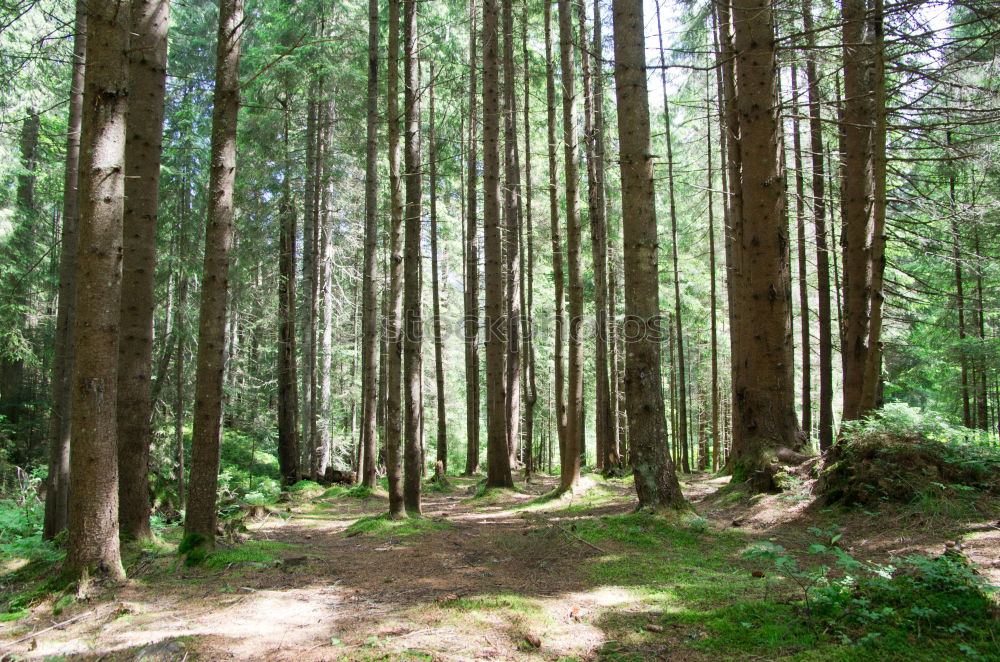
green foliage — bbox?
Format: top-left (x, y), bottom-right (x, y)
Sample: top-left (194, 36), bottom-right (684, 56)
top-left (178, 533), bottom-right (208, 567)
top-left (345, 514), bottom-right (451, 538)
top-left (288, 479), bottom-right (323, 492)
top-left (0, 483), bottom-right (61, 564)
top-left (343, 485), bottom-right (374, 499)
top-left (438, 593), bottom-right (541, 615)
top-left (842, 403), bottom-right (995, 447)
top-left (820, 404), bottom-right (1000, 506)
top-left (743, 530), bottom-right (999, 657)
top-left (203, 545), bottom-right (279, 570)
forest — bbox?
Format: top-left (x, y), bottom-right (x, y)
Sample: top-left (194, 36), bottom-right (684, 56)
top-left (1, 0), bottom-right (999, 659)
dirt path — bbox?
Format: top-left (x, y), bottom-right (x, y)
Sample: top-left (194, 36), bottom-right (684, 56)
top-left (3, 473), bottom-right (997, 661)
top-left (0, 476), bottom-right (648, 661)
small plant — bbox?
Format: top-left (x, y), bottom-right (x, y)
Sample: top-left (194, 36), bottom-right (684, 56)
top-left (177, 532), bottom-right (208, 567)
top-left (345, 513), bottom-right (451, 538)
top-left (288, 479), bottom-right (323, 492)
top-left (744, 527), bottom-right (998, 654)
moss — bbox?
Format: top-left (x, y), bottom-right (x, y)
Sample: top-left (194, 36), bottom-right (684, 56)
top-left (178, 532), bottom-right (209, 567)
top-left (289, 479), bottom-right (324, 491)
top-left (0, 609), bottom-right (28, 622)
top-left (345, 513), bottom-right (451, 538)
top-left (818, 428), bottom-right (1000, 506)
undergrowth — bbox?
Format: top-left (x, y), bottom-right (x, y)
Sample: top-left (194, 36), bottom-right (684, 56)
top-left (323, 484), bottom-right (375, 499)
top-left (569, 512), bottom-right (998, 661)
top-left (345, 513), bottom-right (451, 538)
top-left (742, 530), bottom-right (999, 660)
top-left (819, 403), bottom-right (1000, 509)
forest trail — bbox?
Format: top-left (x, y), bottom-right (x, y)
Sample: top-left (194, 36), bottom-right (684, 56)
top-left (3, 473), bottom-right (998, 661)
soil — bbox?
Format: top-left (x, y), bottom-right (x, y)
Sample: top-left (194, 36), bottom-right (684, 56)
top-left (2, 473), bottom-right (997, 661)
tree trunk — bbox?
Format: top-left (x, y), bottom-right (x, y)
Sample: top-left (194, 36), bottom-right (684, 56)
top-left (117, 0), bottom-right (168, 540)
top-left (277, 106), bottom-right (300, 486)
top-left (790, 65), bottom-right (812, 438)
top-left (360, 0), bottom-right (380, 487)
top-left (706, 72), bottom-right (720, 473)
top-left (840, 0), bottom-right (874, 422)
top-left (385, 0), bottom-right (406, 517)
top-left (44, 0), bottom-right (85, 541)
top-left (184, 0), bottom-right (244, 548)
top-left (502, 0), bottom-right (522, 473)
top-left (611, 0), bottom-right (686, 510)
top-left (521, 0), bottom-right (538, 477)
top-left (402, 0), bottom-right (423, 512)
top-left (654, 0), bottom-right (689, 474)
top-left (543, 0), bottom-right (567, 471)
top-left (726, 0), bottom-right (801, 491)
top-left (557, 0), bottom-right (583, 492)
top-left (429, 72), bottom-right (448, 472)
top-left (859, 0), bottom-right (887, 415)
top-left (579, 0), bottom-right (613, 474)
top-left (483, 0), bottom-right (513, 489)
top-left (301, 96), bottom-right (317, 471)
top-left (173, 216), bottom-right (188, 515)
top-left (64, 0), bottom-right (130, 582)
top-left (949, 150), bottom-right (970, 427)
top-left (715, 0), bottom-right (741, 469)
top-left (802, 0), bottom-right (833, 451)
top-left (463, 0), bottom-right (482, 476)
top-left (316, 163), bottom-right (334, 477)
top-left (0, 108), bottom-right (38, 452)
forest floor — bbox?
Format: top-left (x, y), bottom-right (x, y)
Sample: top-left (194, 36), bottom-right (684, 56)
top-left (1, 471), bottom-right (998, 661)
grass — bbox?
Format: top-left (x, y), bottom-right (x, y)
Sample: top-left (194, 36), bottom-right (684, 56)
top-left (438, 593), bottom-right (542, 615)
top-left (289, 480), bottom-right (325, 493)
top-left (345, 513), bottom-right (452, 538)
top-left (322, 484), bottom-right (378, 500)
top-left (568, 512), bottom-right (999, 661)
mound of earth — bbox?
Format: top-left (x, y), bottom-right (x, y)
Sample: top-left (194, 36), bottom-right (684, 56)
top-left (816, 433), bottom-right (1000, 505)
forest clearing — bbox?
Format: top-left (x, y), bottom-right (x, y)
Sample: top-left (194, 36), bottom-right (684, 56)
top-left (2, 457), bottom-right (999, 661)
top-left (3, 0), bottom-right (1000, 658)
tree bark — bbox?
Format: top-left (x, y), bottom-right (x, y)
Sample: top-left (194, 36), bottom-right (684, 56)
top-left (385, 0), bottom-right (406, 517)
top-left (521, 0), bottom-right (538, 477)
top-left (360, 0), bottom-right (380, 487)
top-left (859, 0), bottom-right (886, 415)
top-left (64, 0), bottom-right (130, 582)
top-left (184, 0), bottom-right (244, 547)
top-left (44, 0), bottom-right (85, 540)
top-left (277, 106), bottom-right (300, 486)
top-left (557, 0), bottom-right (583, 492)
top-left (429, 71), bottom-right (448, 473)
top-left (402, 0), bottom-right (423, 512)
top-left (0, 108), bottom-right (38, 452)
top-left (463, 0), bottom-right (482, 476)
top-left (790, 65), bottom-right (812, 438)
top-left (579, 0), bottom-right (612, 474)
top-left (611, 0), bottom-right (686, 510)
top-left (483, 0), bottom-right (513, 489)
top-left (840, 0), bottom-right (874, 422)
top-left (802, 0), bottom-right (833, 451)
top-left (654, 0), bottom-right (689, 474)
top-left (543, 0), bottom-right (566, 471)
top-left (117, 0), bottom-right (168, 540)
top-left (502, 0), bottom-right (522, 473)
top-left (726, 0), bottom-right (801, 492)
top-left (706, 72), bottom-right (720, 472)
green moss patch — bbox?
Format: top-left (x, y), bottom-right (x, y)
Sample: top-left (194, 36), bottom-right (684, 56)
top-left (345, 514), bottom-right (451, 538)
